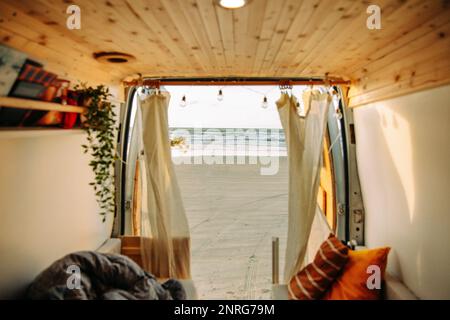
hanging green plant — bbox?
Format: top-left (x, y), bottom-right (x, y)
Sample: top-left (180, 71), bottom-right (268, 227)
top-left (75, 83), bottom-right (117, 222)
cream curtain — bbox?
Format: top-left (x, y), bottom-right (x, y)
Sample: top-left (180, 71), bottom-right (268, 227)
top-left (137, 91), bottom-right (191, 279)
top-left (277, 90), bottom-right (331, 282)
top-left (306, 206), bottom-right (333, 264)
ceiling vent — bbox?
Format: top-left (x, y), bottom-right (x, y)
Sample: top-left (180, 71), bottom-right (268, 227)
top-left (93, 51), bottom-right (135, 64)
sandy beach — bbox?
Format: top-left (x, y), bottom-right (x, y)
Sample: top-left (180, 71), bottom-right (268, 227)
top-left (174, 157), bottom-right (288, 299)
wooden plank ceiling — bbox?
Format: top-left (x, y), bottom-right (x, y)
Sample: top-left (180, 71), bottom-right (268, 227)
top-left (0, 0), bottom-right (449, 106)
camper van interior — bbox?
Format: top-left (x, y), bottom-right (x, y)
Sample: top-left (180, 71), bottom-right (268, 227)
top-left (0, 0), bottom-right (449, 303)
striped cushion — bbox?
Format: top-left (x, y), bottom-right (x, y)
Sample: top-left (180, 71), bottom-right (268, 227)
top-left (288, 234), bottom-right (349, 300)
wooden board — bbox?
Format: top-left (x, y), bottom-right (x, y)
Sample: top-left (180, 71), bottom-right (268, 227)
top-left (1, 0), bottom-right (449, 106)
top-left (0, 96), bottom-right (86, 113)
top-left (120, 235), bottom-right (143, 267)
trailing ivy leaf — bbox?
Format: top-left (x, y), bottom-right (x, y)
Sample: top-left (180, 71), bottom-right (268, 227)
top-left (77, 83), bottom-right (118, 223)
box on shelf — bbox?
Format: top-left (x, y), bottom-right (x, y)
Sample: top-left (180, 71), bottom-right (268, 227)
top-left (0, 47), bottom-right (79, 128)
top-left (8, 59), bottom-right (58, 100)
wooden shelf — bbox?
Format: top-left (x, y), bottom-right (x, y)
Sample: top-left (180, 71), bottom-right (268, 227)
top-left (0, 97), bottom-right (86, 113)
top-left (0, 128), bottom-right (84, 139)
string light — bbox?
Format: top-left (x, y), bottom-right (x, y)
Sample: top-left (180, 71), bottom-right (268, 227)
top-left (217, 89), bottom-right (224, 102)
top-left (242, 86), bottom-right (277, 110)
top-left (173, 85), bottom-right (341, 112)
top-left (261, 96), bottom-right (268, 109)
top-left (180, 95), bottom-right (187, 108)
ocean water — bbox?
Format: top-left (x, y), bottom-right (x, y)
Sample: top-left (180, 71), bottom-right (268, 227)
top-left (169, 127), bottom-right (287, 157)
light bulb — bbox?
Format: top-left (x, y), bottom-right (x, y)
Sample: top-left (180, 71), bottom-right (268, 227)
top-left (217, 89), bottom-right (224, 102)
top-left (180, 95), bottom-right (187, 108)
top-left (261, 96), bottom-right (268, 109)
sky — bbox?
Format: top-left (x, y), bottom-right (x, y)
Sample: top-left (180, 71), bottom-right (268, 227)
top-left (165, 85), bottom-right (308, 129)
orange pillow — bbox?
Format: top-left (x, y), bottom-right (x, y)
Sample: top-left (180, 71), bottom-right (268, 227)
top-left (288, 234), bottom-right (348, 300)
top-left (322, 247), bottom-right (391, 300)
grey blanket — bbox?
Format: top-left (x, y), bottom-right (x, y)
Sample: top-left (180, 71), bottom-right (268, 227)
top-left (26, 251), bottom-right (186, 300)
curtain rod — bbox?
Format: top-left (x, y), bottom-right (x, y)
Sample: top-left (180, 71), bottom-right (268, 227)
top-left (123, 77), bottom-right (351, 87)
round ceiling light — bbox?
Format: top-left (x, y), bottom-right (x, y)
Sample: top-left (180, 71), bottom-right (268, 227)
top-left (217, 0), bottom-right (247, 9)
